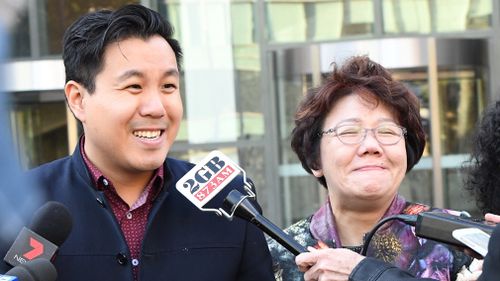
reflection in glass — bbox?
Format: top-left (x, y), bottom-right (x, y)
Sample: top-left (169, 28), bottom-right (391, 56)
top-left (280, 175), bottom-right (323, 227)
top-left (38, 0), bottom-right (139, 56)
top-left (399, 169), bottom-right (433, 206)
top-left (163, 0), bottom-right (264, 144)
top-left (438, 70), bottom-right (485, 155)
top-left (11, 100), bottom-right (68, 169)
top-left (444, 168), bottom-right (480, 216)
top-left (383, 0), bottom-right (492, 34)
top-left (9, 6), bottom-right (31, 58)
top-left (266, 0), bottom-right (374, 43)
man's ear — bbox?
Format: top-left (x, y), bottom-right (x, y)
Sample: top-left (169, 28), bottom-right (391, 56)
top-left (65, 81), bottom-right (87, 122)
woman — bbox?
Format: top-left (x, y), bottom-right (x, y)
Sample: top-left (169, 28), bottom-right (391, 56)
top-left (463, 101), bottom-right (500, 281)
top-left (268, 56), bottom-right (471, 281)
top-left (464, 101), bottom-right (500, 216)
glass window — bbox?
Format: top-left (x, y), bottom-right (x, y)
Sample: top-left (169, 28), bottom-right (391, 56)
top-left (399, 169), bottom-right (433, 206)
top-left (437, 69), bottom-right (486, 155)
top-left (9, 6), bottom-right (31, 58)
top-left (266, 0), bottom-right (374, 44)
top-left (10, 93), bottom-right (68, 169)
top-left (383, 0), bottom-right (431, 34)
top-left (38, 0), bottom-right (140, 56)
top-left (280, 175), bottom-right (324, 226)
top-left (433, 0), bottom-right (492, 32)
top-left (383, 0), bottom-right (492, 35)
top-left (161, 0), bottom-right (265, 144)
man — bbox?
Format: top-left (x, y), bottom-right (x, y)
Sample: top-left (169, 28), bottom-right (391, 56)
top-left (1, 4), bottom-right (274, 281)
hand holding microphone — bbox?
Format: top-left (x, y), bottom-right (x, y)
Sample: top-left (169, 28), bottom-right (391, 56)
top-left (4, 201), bottom-right (72, 267)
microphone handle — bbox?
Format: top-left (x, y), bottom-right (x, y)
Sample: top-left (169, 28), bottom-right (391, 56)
top-left (250, 214), bottom-right (307, 256)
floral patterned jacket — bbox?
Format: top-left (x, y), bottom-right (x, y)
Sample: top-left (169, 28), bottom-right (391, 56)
top-left (267, 195), bottom-right (471, 281)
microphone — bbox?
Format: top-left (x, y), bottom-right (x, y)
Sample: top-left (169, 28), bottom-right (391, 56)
top-left (3, 201), bottom-right (72, 267)
top-left (224, 189), bottom-right (307, 255)
top-left (175, 150), bottom-right (306, 256)
top-left (361, 211), bottom-right (496, 255)
top-left (0, 258), bottom-right (57, 281)
top-left (414, 211), bottom-right (495, 247)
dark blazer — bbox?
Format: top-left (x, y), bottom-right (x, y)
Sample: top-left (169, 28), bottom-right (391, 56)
top-left (1, 143), bottom-right (274, 281)
top-left (478, 223), bottom-right (500, 281)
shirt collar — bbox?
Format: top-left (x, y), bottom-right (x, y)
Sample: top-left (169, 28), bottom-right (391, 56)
top-left (79, 135), bottom-right (164, 192)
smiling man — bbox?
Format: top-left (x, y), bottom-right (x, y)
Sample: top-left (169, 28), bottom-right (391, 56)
top-left (0, 4), bottom-right (274, 281)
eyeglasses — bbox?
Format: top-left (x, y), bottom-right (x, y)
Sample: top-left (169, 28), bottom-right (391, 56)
top-left (319, 124), bottom-right (407, 145)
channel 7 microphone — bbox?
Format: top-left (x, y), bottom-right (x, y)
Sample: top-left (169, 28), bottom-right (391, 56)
top-left (175, 150), bottom-right (306, 256)
top-left (4, 201), bottom-right (72, 267)
top-left (0, 258), bottom-right (57, 281)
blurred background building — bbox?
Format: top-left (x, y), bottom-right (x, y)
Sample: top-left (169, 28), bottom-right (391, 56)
top-left (1, 0), bottom-right (499, 227)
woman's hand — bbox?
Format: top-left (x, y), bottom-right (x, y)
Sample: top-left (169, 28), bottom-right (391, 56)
top-left (295, 247), bottom-right (365, 281)
top-left (484, 213), bottom-right (500, 224)
top-left (456, 259), bottom-right (483, 281)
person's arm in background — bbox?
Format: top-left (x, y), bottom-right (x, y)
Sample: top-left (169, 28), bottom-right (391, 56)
top-left (296, 247), bottom-right (437, 281)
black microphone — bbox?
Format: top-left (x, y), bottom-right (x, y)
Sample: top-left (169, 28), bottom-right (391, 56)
top-left (223, 189), bottom-right (307, 256)
top-left (175, 150), bottom-right (307, 256)
top-left (4, 202), bottom-right (72, 267)
top-left (414, 211), bottom-right (495, 247)
top-left (361, 211), bottom-right (496, 256)
top-left (0, 258), bottom-right (57, 281)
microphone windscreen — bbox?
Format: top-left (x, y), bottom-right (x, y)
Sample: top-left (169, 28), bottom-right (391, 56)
top-left (22, 258), bottom-right (57, 281)
top-left (5, 265), bottom-right (34, 281)
top-left (29, 201), bottom-right (72, 246)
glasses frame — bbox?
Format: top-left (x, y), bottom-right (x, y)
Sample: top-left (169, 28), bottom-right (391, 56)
top-left (319, 124), bottom-right (408, 145)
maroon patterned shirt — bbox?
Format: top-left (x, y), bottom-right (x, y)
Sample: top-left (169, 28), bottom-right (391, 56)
top-left (80, 137), bottom-right (163, 280)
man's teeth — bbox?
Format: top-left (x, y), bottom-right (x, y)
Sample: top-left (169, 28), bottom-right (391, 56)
top-left (134, 130), bottom-right (161, 139)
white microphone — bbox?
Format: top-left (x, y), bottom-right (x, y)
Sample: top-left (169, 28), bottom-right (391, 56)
top-left (175, 150), bottom-right (253, 218)
top-left (175, 150), bottom-right (306, 255)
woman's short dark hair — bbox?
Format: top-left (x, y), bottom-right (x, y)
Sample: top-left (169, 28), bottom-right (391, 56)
top-left (464, 101), bottom-right (500, 214)
top-left (290, 56), bottom-right (426, 188)
top-left (62, 4), bottom-right (182, 93)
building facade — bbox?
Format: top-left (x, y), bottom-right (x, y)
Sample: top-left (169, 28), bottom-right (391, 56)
top-left (2, 0), bottom-right (499, 227)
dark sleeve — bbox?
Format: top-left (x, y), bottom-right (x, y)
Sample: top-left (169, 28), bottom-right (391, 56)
top-left (349, 258), bottom-right (437, 281)
top-left (478, 224), bottom-right (500, 281)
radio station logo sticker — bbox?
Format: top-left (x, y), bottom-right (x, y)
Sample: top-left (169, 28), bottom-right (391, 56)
top-left (176, 151), bottom-right (243, 209)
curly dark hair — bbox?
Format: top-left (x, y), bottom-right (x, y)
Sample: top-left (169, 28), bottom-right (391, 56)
top-left (463, 101), bottom-right (500, 214)
top-left (290, 56), bottom-right (426, 188)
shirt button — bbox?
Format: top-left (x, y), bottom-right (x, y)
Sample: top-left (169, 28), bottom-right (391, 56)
top-left (126, 212), bottom-right (132, 220)
top-left (116, 253), bottom-right (128, 265)
top-left (131, 259), bottom-right (139, 266)
top-left (102, 178), bottom-right (109, 186)
top-left (96, 197), bottom-right (105, 207)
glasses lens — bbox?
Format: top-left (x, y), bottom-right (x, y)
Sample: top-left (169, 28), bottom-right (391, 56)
top-left (375, 124), bottom-right (403, 145)
top-left (336, 125), bottom-right (363, 144)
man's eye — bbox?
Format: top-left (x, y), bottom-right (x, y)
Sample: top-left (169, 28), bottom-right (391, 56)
top-left (163, 83), bottom-right (176, 89)
top-left (127, 84), bottom-right (141, 90)
top-left (162, 83), bottom-right (177, 92)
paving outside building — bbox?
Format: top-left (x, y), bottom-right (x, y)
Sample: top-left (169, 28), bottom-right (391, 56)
top-left (1, 0), bottom-right (500, 227)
